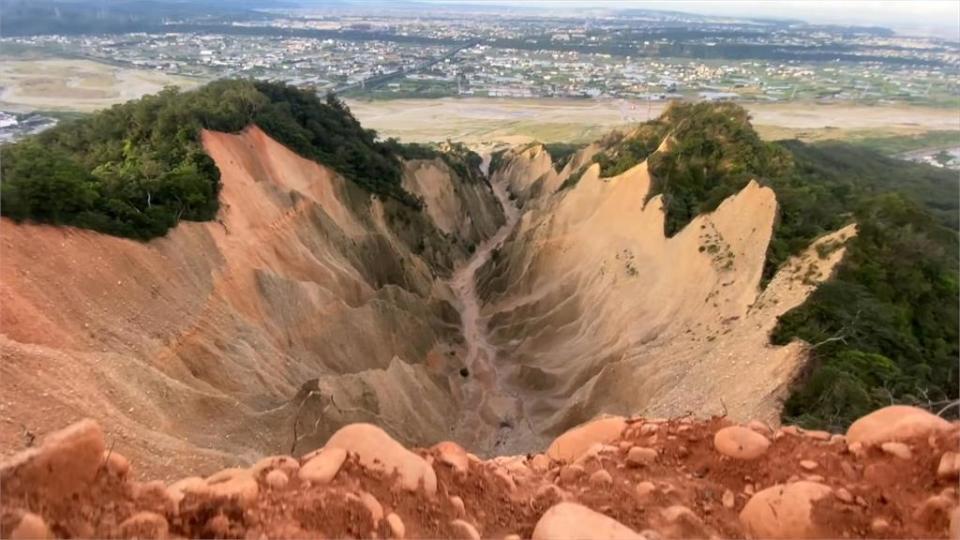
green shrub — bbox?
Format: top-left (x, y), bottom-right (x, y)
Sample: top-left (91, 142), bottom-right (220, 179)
top-left (593, 102), bottom-right (791, 235)
top-left (774, 193), bottom-right (958, 429)
top-left (1, 79), bottom-right (422, 239)
top-left (543, 142), bottom-right (584, 172)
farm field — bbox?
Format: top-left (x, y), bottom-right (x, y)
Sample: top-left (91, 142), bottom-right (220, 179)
top-left (0, 57), bottom-right (202, 113)
top-left (346, 96), bottom-right (960, 144)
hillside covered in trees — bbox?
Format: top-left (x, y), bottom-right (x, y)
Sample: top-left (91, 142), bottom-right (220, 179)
top-left (585, 102), bottom-right (958, 430)
top-left (1, 80), bottom-right (424, 239)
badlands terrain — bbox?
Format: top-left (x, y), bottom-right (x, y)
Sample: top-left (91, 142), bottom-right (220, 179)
top-left (0, 82), bottom-right (956, 538)
top-left (1, 120), bottom-right (853, 472)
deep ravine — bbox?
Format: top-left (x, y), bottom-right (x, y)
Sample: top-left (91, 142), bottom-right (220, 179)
top-left (448, 152), bottom-right (540, 456)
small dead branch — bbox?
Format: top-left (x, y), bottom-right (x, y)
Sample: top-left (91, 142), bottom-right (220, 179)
top-left (936, 400), bottom-right (960, 418)
top-left (20, 423), bottom-right (35, 448)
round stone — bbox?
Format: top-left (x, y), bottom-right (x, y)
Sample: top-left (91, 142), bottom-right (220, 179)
top-left (299, 447), bottom-right (347, 484)
top-left (846, 405), bottom-right (950, 445)
top-left (119, 512), bottom-right (169, 540)
top-left (264, 469), bottom-right (289, 490)
top-left (739, 481), bottom-right (832, 539)
top-left (533, 502), bottom-right (641, 540)
top-left (386, 513), bottom-right (406, 539)
top-left (714, 426), bottom-right (771, 459)
top-left (626, 446), bottom-right (658, 466)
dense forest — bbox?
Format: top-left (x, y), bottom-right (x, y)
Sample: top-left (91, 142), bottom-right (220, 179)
top-left (580, 101), bottom-right (959, 429)
top-left (768, 151), bottom-right (958, 430)
top-left (1, 80), bottom-right (423, 239)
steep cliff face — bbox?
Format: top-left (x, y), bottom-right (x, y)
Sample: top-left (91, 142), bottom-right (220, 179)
top-left (492, 142), bottom-right (599, 205)
top-left (476, 146), bottom-right (856, 449)
top-left (402, 158), bottom-right (504, 249)
top-left (0, 126), bottom-right (504, 479)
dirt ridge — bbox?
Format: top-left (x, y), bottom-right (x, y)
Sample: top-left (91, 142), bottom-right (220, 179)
top-left (1, 405), bottom-right (957, 539)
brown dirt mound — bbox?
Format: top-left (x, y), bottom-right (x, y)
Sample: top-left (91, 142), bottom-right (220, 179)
top-left (2, 406), bottom-right (957, 539)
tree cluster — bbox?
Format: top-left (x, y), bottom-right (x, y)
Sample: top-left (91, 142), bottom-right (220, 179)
top-left (1, 80), bottom-right (422, 238)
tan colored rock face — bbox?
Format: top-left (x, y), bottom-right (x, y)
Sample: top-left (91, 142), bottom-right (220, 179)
top-left (299, 447), bottom-right (347, 484)
top-left (546, 416), bottom-right (626, 462)
top-left (433, 441), bottom-right (470, 473)
top-left (714, 426), bottom-right (771, 459)
top-left (478, 143), bottom-right (858, 440)
top-left (532, 502), bottom-right (642, 540)
top-left (739, 481), bottom-right (833, 539)
top-left (846, 406), bottom-right (951, 446)
top-left (0, 126), bottom-right (506, 478)
top-left (0, 419), bottom-right (104, 500)
top-left (325, 423), bottom-right (437, 494)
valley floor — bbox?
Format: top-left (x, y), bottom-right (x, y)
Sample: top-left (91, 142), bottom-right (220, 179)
top-left (448, 156), bottom-right (543, 457)
top-left (346, 97), bottom-right (960, 144)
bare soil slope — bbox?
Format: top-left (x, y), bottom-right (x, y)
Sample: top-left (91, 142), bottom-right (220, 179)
top-left (476, 145), bottom-right (857, 452)
top-left (0, 127), bottom-right (503, 480)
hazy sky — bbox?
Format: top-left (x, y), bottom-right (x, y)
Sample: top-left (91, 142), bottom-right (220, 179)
top-left (451, 1), bottom-right (960, 39)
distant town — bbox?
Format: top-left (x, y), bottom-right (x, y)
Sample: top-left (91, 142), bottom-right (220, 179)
top-left (3, 7), bottom-right (958, 104)
top-left (1, 3), bottom-right (958, 149)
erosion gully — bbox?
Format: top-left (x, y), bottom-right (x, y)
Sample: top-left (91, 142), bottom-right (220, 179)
top-left (448, 152), bottom-right (543, 457)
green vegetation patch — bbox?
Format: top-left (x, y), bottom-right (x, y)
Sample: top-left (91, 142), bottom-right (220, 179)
top-left (385, 139), bottom-right (485, 184)
top-left (762, 140), bottom-right (959, 283)
top-left (1, 79), bottom-right (421, 239)
top-left (557, 164), bottom-right (590, 192)
top-left (845, 130), bottom-right (960, 156)
top-left (542, 142), bottom-right (585, 172)
top-left (594, 102), bottom-right (791, 236)
top-left (772, 193), bottom-right (958, 430)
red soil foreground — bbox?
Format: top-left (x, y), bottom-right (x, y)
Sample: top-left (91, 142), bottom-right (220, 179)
top-left (1, 405), bottom-right (958, 539)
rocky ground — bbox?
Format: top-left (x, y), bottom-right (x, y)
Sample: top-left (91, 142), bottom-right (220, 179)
top-left (1, 405), bottom-right (958, 539)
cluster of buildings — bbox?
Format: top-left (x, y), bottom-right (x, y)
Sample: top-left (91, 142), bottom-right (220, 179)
top-left (1, 11), bottom-right (957, 103)
top-left (4, 32), bottom-right (446, 90)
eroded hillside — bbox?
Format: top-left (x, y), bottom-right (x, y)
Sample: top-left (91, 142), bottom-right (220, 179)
top-left (0, 113), bottom-right (859, 473)
top-left (2, 90), bottom-right (955, 507)
top-left (473, 141), bottom-right (856, 453)
top-left (0, 126), bottom-right (504, 479)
